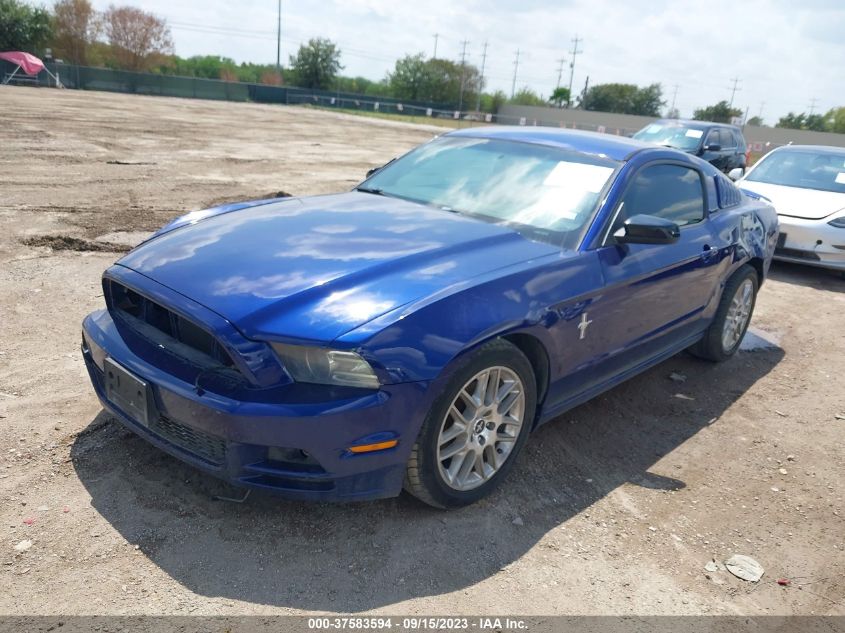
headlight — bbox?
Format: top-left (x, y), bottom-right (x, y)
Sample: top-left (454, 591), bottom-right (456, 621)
top-left (828, 216), bottom-right (845, 228)
top-left (270, 343), bottom-right (380, 389)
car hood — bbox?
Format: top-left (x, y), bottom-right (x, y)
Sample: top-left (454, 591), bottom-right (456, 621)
top-left (738, 181), bottom-right (845, 220)
top-left (117, 192), bottom-right (560, 342)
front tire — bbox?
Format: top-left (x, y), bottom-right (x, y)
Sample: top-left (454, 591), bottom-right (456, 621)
top-left (690, 264), bottom-right (758, 361)
top-left (404, 339), bottom-right (537, 508)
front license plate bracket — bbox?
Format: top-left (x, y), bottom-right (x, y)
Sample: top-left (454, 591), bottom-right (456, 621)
top-left (104, 358), bottom-right (151, 427)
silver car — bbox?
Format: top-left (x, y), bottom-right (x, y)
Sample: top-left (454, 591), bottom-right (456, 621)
top-left (731, 145), bottom-right (845, 272)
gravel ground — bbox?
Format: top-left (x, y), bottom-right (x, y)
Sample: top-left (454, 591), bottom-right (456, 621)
top-left (0, 86), bottom-right (843, 616)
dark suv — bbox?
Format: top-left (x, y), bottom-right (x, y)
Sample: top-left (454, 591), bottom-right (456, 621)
top-left (633, 120), bottom-right (749, 175)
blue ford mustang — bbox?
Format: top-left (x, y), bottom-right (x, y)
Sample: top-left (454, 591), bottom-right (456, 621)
top-left (82, 127), bottom-right (778, 508)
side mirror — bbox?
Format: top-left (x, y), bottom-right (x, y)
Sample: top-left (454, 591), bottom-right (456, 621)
top-left (728, 167), bottom-right (744, 181)
top-left (613, 214), bottom-right (681, 245)
top-left (704, 143), bottom-right (722, 152)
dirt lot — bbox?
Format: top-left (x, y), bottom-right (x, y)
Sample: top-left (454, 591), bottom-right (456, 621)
top-left (0, 86), bottom-right (843, 617)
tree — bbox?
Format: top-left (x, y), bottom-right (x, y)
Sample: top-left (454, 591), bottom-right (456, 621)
top-left (479, 90), bottom-right (507, 113)
top-left (828, 107), bottom-right (845, 134)
top-left (51, 0), bottom-right (98, 65)
top-left (746, 115), bottom-right (764, 127)
top-left (775, 112), bottom-right (805, 130)
top-left (509, 88), bottom-right (546, 106)
top-left (775, 111), bottom-right (830, 131)
top-left (665, 107), bottom-right (680, 119)
top-left (580, 83), bottom-right (664, 116)
top-left (804, 113), bottom-right (828, 132)
top-left (101, 5), bottom-right (172, 71)
top-left (388, 53), bottom-right (430, 101)
top-left (549, 87), bottom-right (570, 108)
top-left (693, 100), bottom-right (742, 123)
top-left (289, 37), bottom-right (342, 90)
top-left (0, 0), bottom-right (51, 54)
top-left (387, 54), bottom-right (481, 106)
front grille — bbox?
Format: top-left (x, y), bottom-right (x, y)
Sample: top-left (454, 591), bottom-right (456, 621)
top-left (107, 280), bottom-right (235, 368)
top-left (151, 415), bottom-right (227, 466)
top-left (775, 247), bottom-right (820, 261)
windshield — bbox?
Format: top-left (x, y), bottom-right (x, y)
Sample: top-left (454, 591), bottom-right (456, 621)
top-left (633, 122), bottom-right (705, 151)
top-left (360, 136), bottom-right (619, 248)
top-left (746, 150), bottom-right (845, 193)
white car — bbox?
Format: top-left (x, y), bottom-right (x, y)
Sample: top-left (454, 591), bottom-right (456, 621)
top-left (730, 145), bottom-right (845, 272)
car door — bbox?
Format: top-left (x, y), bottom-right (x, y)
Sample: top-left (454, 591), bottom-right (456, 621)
top-left (701, 129), bottom-right (727, 171)
top-left (558, 162), bottom-right (725, 397)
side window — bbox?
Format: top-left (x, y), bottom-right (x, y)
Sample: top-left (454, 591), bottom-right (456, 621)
top-left (613, 164), bottom-right (705, 234)
top-left (720, 129), bottom-right (736, 149)
top-left (705, 130), bottom-right (720, 148)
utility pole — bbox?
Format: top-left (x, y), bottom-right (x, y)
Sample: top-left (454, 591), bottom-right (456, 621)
top-left (553, 57), bottom-right (567, 107)
top-left (432, 33), bottom-right (439, 59)
top-left (511, 49), bottom-right (520, 99)
top-left (757, 101), bottom-right (765, 124)
top-left (581, 75), bottom-right (589, 109)
top-left (566, 35), bottom-right (583, 108)
top-left (458, 40), bottom-right (469, 114)
top-left (555, 57), bottom-right (566, 89)
top-left (728, 77), bottom-right (742, 107)
top-left (475, 40), bottom-right (488, 113)
top-left (670, 84), bottom-right (679, 115)
top-left (808, 97), bottom-right (819, 115)
top-left (275, 0), bottom-right (282, 71)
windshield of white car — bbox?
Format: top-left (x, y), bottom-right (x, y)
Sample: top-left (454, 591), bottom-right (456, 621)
top-left (359, 136), bottom-right (620, 248)
top-left (746, 150), bottom-right (845, 194)
top-left (632, 123), bottom-right (705, 152)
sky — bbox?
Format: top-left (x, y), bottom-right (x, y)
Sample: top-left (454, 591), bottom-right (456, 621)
top-left (87, 0), bottom-right (845, 123)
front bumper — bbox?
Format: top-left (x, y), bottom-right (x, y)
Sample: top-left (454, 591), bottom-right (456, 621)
top-left (775, 215), bottom-right (845, 271)
top-left (82, 309), bottom-right (431, 501)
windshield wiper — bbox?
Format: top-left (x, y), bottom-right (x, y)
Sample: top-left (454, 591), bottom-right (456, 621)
top-left (356, 186), bottom-right (385, 195)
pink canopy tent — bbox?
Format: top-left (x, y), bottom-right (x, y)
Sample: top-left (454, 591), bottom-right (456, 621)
top-left (0, 51), bottom-right (62, 86)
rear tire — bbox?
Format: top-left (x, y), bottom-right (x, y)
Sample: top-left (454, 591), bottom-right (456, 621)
top-left (690, 265), bottom-right (758, 362)
top-left (403, 339), bottom-right (536, 509)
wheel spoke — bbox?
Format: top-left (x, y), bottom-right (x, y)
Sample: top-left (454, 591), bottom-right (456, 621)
top-left (440, 437), bottom-right (468, 460)
top-left (436, 365), bottom-right (527, 492)
top-left (440, 418), bottom-right (467, 445)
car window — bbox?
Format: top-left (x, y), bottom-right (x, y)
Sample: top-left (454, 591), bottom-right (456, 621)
top-left (362, 136), bottom-right (620, 249)
top-left (613, 164), bottom-right (705, 234)
top-left (705, 130), bottom-right (720, 148)
top-left (720, 130), bottom-right (736, 149)
top-left (632, 123), bottom-right (704, 151)
top-left (746, 150), bottom-right (845, 193)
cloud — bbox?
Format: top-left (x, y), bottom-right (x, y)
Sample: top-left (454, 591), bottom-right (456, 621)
top-left (90, 0), bottom-right (845, 121)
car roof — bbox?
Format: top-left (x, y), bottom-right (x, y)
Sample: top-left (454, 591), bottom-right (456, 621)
top-left (651, 119), bottom-right (742, 132)
top-left (445, 126), bottom-right (652, 162)
top-left (771, 144), bottom-right (845, 156)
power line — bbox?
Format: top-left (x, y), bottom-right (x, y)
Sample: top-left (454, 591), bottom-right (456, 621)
top-left (511, 49), bottom-right (520, 98)
top-left (566, 35), bottom-right (582, 108)
top-left (728, 77), bottom-right (742, 107)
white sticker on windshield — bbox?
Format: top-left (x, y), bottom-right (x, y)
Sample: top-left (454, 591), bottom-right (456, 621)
top-left (543, 162), bottom-right (615, 193)
top-left (685, 129), bottom-right (704, 139)
top-left (645, 124), bottom-right (663, 133)
top-left (836, 172), bottom-right (845, 184)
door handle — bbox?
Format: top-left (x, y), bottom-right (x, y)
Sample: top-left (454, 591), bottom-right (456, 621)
top-left (701, 245), bottom-right (718, 262)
